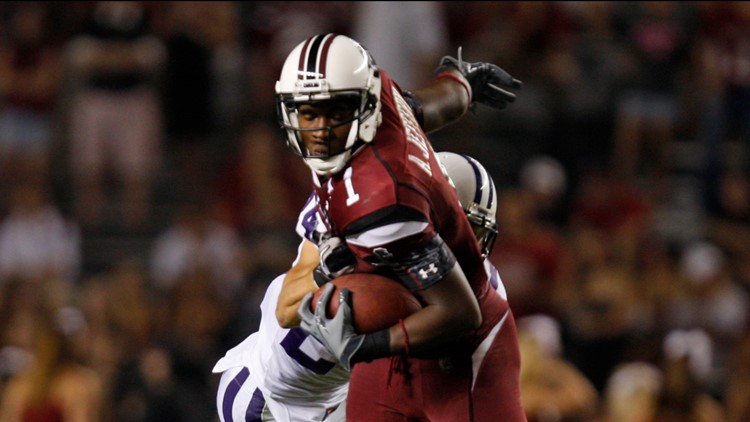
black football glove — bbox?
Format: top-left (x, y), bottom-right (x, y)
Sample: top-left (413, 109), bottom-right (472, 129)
top-left (434, 47), bottom-right (522, 111)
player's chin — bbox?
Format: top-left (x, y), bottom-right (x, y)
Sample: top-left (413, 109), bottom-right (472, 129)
top-left (306, 144), bottom-right (329, 156)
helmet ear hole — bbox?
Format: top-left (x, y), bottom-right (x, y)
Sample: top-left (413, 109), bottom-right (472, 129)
top-left (358, 93), bottom-right (381, 142)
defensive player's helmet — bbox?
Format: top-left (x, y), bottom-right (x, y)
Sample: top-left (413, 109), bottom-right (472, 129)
top-left (275, 33), bottom-right (382, 175)
top-left (437, 152), bottom-right (499, 257)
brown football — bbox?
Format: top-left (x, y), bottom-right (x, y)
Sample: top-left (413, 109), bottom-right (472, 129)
top-left (311, 273), bottom-right (422, 333)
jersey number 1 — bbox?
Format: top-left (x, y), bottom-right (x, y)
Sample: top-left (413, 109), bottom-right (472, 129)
top-left (344, 167), bottom-right (359, 206)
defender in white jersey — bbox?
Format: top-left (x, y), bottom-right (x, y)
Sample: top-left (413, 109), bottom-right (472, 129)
top-left (214, 194), bottom-right (347, 422)
top-left (214, 275), bottom-right (348, 421)
top-left (213, 152), bottom-right (506, 422)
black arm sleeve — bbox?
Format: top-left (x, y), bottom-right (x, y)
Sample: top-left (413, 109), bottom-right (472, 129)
top-left (365, 234), bottom-right (456, 291)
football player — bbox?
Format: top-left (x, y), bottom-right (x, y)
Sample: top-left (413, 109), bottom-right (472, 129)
top-left (214, 150), bottom-right (510, 421)
top-left (214, 32), bottom-right (520, 421)
top-left (276, 33), bottom-right (525, 421)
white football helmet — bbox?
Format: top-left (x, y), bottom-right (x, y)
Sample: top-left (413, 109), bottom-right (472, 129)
top-left (437, 151), bottom-right (499, 257)
top-left (275, 33), bottom-right (383, 175)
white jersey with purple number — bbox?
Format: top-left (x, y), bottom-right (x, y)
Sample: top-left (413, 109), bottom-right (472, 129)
top-left (213, 272), bottom-right (348, 422)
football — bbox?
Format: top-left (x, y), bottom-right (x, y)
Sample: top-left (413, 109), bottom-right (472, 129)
top-left (310, 273), bottom-right (422, 334)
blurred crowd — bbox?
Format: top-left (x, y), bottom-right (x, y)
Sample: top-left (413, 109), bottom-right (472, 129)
top-left (0, 2), bottom-right (748, 421)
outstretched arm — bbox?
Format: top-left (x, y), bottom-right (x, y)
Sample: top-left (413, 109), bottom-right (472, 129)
top-left (408, 48), bottom-right (522, 133)
top-left (408, 70), bottom-right (471, 133)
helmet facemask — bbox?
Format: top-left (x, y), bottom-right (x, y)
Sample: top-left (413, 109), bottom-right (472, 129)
top-left (276, 90), bottom-right (378, 175)
top-left (466, 203), bottom-right (499, 258)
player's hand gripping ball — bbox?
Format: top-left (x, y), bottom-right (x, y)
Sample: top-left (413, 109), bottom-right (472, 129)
top-left (310, 273), bottom-right (422, 333)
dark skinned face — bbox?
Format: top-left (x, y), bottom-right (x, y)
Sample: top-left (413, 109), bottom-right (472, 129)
top-left (297, 98), bottom-right (357, 157)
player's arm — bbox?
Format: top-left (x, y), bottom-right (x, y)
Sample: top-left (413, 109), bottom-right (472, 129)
top-left (363, 233), bottom-right (482, 357)
top-left (406, 71), bottom-right (470, 133)
top-left (406, 48), bottom-right (522, 133)
top-left (389, 262), bottom-right (481, 355)
top-left (276, 239), bottom-right (319, 328)
top-left (299, 228), bottom-right (482, 369)
top-left (277, 234), bottom-right (358, 327)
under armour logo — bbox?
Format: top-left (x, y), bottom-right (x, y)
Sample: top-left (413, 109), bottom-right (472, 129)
top-left (418, 264), bottom-right (438, 279)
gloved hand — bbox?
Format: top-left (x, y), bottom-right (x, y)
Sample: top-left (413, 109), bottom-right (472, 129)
top-left (318, 235), bottom-right (356, 280)
top-left (434, 47), bottom-right (522, 111)
top-left (298, 283), bottom-right (365, 371)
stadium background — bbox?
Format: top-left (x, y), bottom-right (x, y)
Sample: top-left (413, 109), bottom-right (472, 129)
top-left (0, 2), bottom-right (748, 421)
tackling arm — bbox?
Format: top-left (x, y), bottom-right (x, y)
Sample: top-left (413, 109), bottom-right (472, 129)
top-left (298, 260), bottom-right (482, 370)
top-left (298, 228), bottom-right (483, 369)
top-left (276, 239), bottom-right (320, 328)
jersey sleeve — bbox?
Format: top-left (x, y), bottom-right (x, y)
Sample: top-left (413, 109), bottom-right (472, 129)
top-left (345, 212), bottom-right (457, 292)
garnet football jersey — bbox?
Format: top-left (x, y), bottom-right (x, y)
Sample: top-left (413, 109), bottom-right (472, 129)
top-left (311, 70), bottom-right (508, 351)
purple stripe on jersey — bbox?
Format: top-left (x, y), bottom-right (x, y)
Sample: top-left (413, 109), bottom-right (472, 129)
top-left (222, 367), bottom-right (249, 422)
top-left (246, 388), bottom-right (265, 422)
top-left (280, 328), bottom-right (337, 374)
